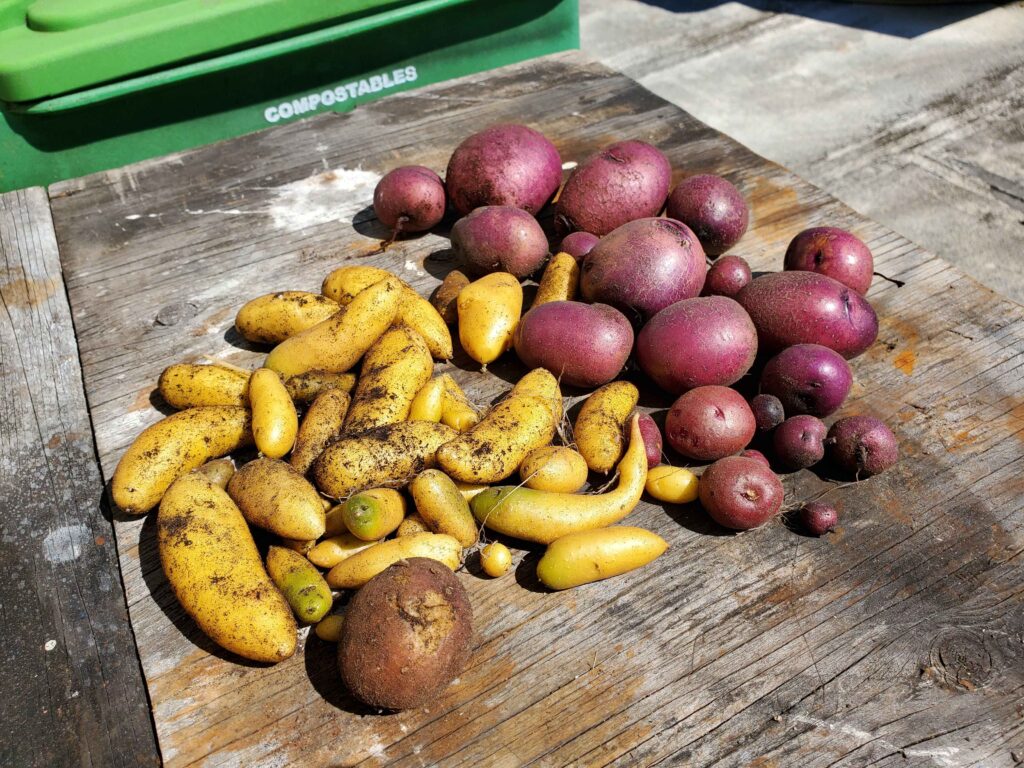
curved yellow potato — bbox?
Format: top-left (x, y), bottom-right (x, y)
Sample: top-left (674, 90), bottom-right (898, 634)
top-left (235, 291), bottom-right (340, 344)
top-left (112, 406), bottom-right (253, 514)
top-left (344, 326), bottom-right (433, 433)
top-left (290, 388), bottom-right (350, 474)
top-left (575, 381), bottom-right (639, 473)
top-left (440, 374), bottom-right (480, 432)
top-left (284, 371), bottom-right (356, 404)
top-left (322, 265), bottom-right (453, 359)
top-left (537, 526), bottom-right (668, 590)
top-left (265, 276), bottom-right (401, 378)
top-left (437, 369), bottom-right (561, 484)
top-left (307, 533), bottom-right (377, 569)
top-left (158, 472), bottom-right (296, 662)
top-left (409, 376), bottom-right (445, 422)
top-left (470, 416), bottom-right (646, 544)
top-left (326, 532), bottom-right (462, 589)
top-left (520, 446), bottom-right (588, 493)
top-left (227, 457), bottom-right (326, 540)
top-left (157, 363), bottom-right (249, 409)
top-left (457, 272), bottom-right (523, 366)
top-left (409, 469), bottom-right (478, 547)
top-left (533, 252), bottom-right (580, 306)
top-left (249, 367), bottom-right (298, 459)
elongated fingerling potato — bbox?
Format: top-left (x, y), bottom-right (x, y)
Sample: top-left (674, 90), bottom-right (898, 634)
top-left (471, 416), bottom-right (646, 543)
top-left (112, 406), bottom-right (253, 514)
top-left (158, 472), bottom-right (296, 662)
top-left (307, 533), bottom-right (377, 569)
top-left (537, 527), bottom-right (668, 590)
top-left (158, 363), bottom-right (249, 409)
top-left (575, 381), bottom-right (640, 473)
top-left (291, 388), bottom-right (350, 474)
top-left (250, 367), bottom-right (298, 459)
top-left (326, 532), bottom-right (462, 589)
top-left (457, 272), bottom-right (523, 366)
top-left (533, 251), bottom-right (580, 306)
top-left (266, 277), bottom-right (401, 378)
top-left (235, 291), bottom-right (340, 344)
top-left (266, 546), bottom-right (333, 623)
top-left (409, 376), bottom-right (446, 422)
top-left (344, 326), bottom-right (433, 433)
top-left (285, 371), bottom-right (356, 403)
top-left (409, 470), bottom-right (478, 547)
top-left (312, 421), bottom-right (457, 498)
top-left (227, 457), bottom-right (326, 540)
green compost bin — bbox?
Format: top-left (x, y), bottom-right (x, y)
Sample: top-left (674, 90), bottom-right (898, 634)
top-left (0, 0), bottom-right (579, 191)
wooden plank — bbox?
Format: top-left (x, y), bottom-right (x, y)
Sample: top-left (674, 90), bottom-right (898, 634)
top-left (0, 188), bottom-right (160, 767)
top-left (50, 51), bottom-right (1024, 766)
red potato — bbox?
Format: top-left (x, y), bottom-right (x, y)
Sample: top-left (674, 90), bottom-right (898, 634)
top-left (751, 394), bottom-right (785, 431)
top-left (740, 448), bottom-right (770, 466)
top-left (760, 343), bottom-right (853, 418)
top-left (445, 124), bottom-right (562, 215)
top-left (636, 296), bottom-right (757, 394)
top-left (827, 415), bottom-right (899, 477)
top-left (666, 174), bottom-right (749, 257)
top-left (372, 166), bottom-right (446, 233)
top-left (581, 218), bottom-right (707, 320)
top-left (450, 206), bottom-right (549, 278)
top-left (702, 255), bottom-right (752, 298)
top-left (555, 140), bottom-right (671, 236)
top-left (800, 501), bottom-right (838, 535)
top-left (560, 231), bottom-right (600, 261)
top-left (784, 227), bottom-right (874, 294)
top-left (665, 386), bottom-right (756, 461)
top-left (772, 415), bottom-right (827, 470)
top-left (699, 455), bottom-right (784, 530)
top-left (637, 413), bottom-right (663, 468)
top-left (513, 301), bottom-right (633, 388)
top-left (736, 271), bottom-right (879, 359)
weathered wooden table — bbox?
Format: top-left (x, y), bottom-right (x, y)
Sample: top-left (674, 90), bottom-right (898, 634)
top-left (3, 52), bottom-right (1023, 767)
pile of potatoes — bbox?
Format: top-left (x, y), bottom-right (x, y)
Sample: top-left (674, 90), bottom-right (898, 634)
top-left (112, 122), bottom-right (900, 712)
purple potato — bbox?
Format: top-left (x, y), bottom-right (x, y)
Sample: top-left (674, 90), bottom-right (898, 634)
top-left (373, 166), bottom-right (446, 232)
top-left (665, 385), bottom-right (756, 461)
top-left (784, 227), bottom-right (874, 295)
top-left (559, 231), bottom-right (600, 261)
top-left (760, 343), bottom-right (853, 418)
top-left (450, 206), bottom-right (549, 278)
top-left (637, 413), bottom-right (663, 468)
top-left (702, 254), bottom-right (752, 298)
top-left (773, 415), bottom-right (827, 470)
top-left (699, 455), bottom-right (784, 530)
top-left (666, 174), bottom-right (749, 256)
top-left (751, 394), bottom-right (785, 431)
top-left (800, 501), bottom-right (838, 535)
top-left (826, 415), bottom-right (899, 477)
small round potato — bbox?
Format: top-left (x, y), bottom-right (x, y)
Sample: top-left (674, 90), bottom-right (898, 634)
top-left (645, 465), bottom-right (699, 504)
top-left (480, 542), bottom-right (512, 577)
top-left (519, 446), bottom-right (588, 493)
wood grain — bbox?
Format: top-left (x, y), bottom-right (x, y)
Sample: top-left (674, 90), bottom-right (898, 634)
top-left (50, 52), bottom-right (1024, 767)
top-left (0, 188), bottom-right (159, 767)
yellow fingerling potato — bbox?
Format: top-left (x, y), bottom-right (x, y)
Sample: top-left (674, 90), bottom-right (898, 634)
top-left (249, 367), bottom-right (298, 459)
top-left (396, 513), bottom-right (431, 537)
top-left (265, 276), bottom-right (401, 378)
top-left (440, 374), bottom-right (481, 432)
top-left (431, 269), bottom-right (469, 325)
top-left (312, 421), bottom-right (457, 498)
top-left (290, 388), bottom-right (350, 474)
top-left (480, 542), bottom-right (512, 577)
top-left (409, 376), bottom-right (445, 422)
top-left (266, 546), bottom-right (333, 624)
top-left (533, 252), bottom-right (580, 306)
top-left (322, 265), bottom-right (453, 359)
top-left (457, 272), bottom-right (523, 366)
top-left (282, 538), bottom-right (315, 555)
top-left (307, 533), bottom-right (377, 569)
top-left (195, 458), bottom-right (236, 489)
top-left (323, 504), bottom-right (348, 537)
top-left (645, 465), bottom-right (699, 504)
top-left (227, 457), bottom-right (326, 540)
top-left (520, 446), bottom-right (588, 493)
top-left (344, 326), bottom-right (433, 433)
top-left (575, 381), bottom-right (640, 473)
top-left (437, 369), bottom-right (562, 484)
top-left (537, 527), bottom-right (668, 590)
top-left (235, 291), bottom-right (340, 344)
top-left (158, 472), bottom-right (296, 662)
top-left (112, 406), bottom-right (253, 514)
top-left (284, 371), bottom-right (356, 403)
top-left (455, 481), bottom-right (489, 501)
top-left (471, 416), bottom-right (646, 544)
top-left (315, 613), bottom-right (345, 642)
top-left (157, 363), bottom-right (249, 409)
top-left (341, 488), bottom-right (406, 541)
top-left (409, 470), bottom-right (478, 547)
top-left (326, 532), bottom-right (462, 589)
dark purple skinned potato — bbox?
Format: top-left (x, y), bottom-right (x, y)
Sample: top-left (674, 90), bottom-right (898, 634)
top-left (772, 415), bottom-right (827, 470)
top-left (559, 231), bottom-right (600, 261)
top-left (699, 455), bottom-right (784, 530)
top-left (666, 174), bottom-right (749, 257)
top-left (760, 343), bottom-right (853, 418)
top-left (581, 218), bottom-right (707, 321)
top-left (784, 227), bottom-right (874, 295)
top-left (445, 124), bottom-right (562, 215)
top-left (800, 501), bottom-right (838, 535)
top-left (555, 140), bottom-right (671, 237)
top-left (751, 394), bottom-right (785, 431)
top-left (740, 449), bottom-right (770, 467)
top-left (827, 415), bottom-right (899, 477)
top-left (637, 413), bottom-right (663, 468)
top-left (736, 271), bottom-right (879, 359)
top-left (636, 296), bottom-right (757, 394)
top-left (702, 255), bottom-right (752, 298)
top-left (450, 206), bottom-right (549, 278)
top-left (373, 166), bottom-right (446, 233)
top-left (513, 301), bottom-right (634, 388)
top-left (665, 385), bottom-right (756, 461)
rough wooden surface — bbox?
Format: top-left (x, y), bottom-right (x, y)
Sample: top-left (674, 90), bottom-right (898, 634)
top-left (49, 52), bottom-right (1024, 767)
top-left (0, 188), bottom-right (160, 767)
